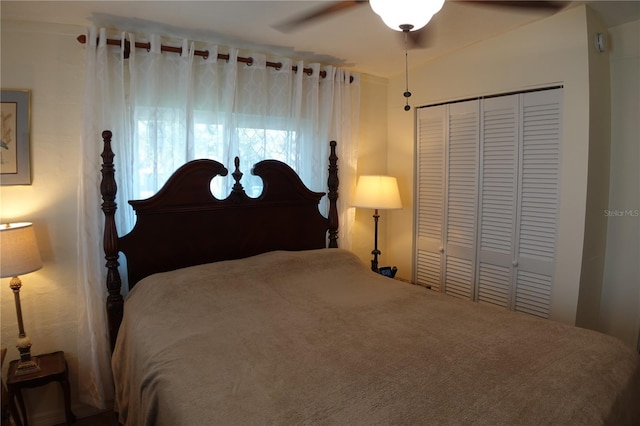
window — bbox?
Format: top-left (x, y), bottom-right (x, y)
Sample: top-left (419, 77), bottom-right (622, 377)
top-left (134, 110), bottom-right (300, 200)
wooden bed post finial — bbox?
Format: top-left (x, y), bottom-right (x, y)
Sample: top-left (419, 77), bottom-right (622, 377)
top-left (100, 130), bottom-right (124, 351)
top-left (232, 156), bottom-right (244, 194)
top-left (328, 141), bottom-right (339, 248)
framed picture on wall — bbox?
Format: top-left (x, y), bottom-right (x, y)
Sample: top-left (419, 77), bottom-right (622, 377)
top-left (1, 89), bottom-right (31, 185)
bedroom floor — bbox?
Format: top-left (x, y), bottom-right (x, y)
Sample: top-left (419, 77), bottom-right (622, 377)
top-left (54, 410), bottom-right (119, 425)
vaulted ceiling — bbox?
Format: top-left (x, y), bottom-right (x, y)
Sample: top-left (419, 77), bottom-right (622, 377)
top-left (2, 1), bottom-right (639, 77)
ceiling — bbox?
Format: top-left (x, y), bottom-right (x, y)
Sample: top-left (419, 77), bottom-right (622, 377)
top-left (2, 0), bottom-right (639, 78)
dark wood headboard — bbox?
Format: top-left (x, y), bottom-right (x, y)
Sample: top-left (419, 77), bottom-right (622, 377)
top-left (100, 130), bottom-right (339, 349)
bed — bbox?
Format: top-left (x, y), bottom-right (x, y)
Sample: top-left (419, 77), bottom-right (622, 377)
top-left (99, 130), bottom-right (640, 425)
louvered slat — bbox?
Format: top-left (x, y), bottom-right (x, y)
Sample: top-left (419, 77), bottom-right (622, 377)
top-left (415, 107), bottom-right (446, 290)
top-left (418, 116), bottom-right (444, 240)
top-left (445, 256), bottom-right (473, 299)
top-left (478, 263), bottom-right (511, 308)
top-left (514, 89), bottom-right (562, 317)
top-left (443, 104), bottom-right (478, 298)
top-left (476, 97), bottom-right (518, 309)
top-left (447, 111), bottom-right (477, 248)
top-left (518, 97), bottom-right (560, 262)
top-left (416, 250), bottom-right (441, 291)
top-left (515, 270), bottom-right (552, 318)
top-left (479, 105), bottom-right (517, 254)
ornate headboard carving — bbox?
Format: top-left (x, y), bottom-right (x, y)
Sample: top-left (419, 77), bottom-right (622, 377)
top-left (100, 130), bottom-right (339, 349)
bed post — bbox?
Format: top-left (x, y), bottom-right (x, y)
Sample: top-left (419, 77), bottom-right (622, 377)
top-left (100, 130), bottom-right (124, 351)
top-left (328, 141), bottom-right (339, 248)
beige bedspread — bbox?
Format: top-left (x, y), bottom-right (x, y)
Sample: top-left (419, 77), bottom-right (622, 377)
top-left (112, 249), bottom-right (640, 425)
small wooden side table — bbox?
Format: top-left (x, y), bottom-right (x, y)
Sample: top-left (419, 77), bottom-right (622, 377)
top-left (6, 351), bottom-right (76, 426)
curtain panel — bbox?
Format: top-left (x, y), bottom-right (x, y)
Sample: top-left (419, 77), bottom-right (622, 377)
top-left (78, 27), bottom-right (360, 408)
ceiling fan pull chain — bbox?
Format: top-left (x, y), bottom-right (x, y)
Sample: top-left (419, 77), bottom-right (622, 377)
top-left (403, 27), bottom-right (412, 112)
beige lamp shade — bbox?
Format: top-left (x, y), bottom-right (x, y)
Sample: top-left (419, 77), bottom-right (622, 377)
top-left (353, 175), bottom-right (402, 210)
top-left (0, 222), bottom-right (43, 278)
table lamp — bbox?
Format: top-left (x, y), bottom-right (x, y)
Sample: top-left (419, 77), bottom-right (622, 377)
top-left (0, 222), bottom-right (43, 375)
top-left (353, 175), bottom-right (402, 272)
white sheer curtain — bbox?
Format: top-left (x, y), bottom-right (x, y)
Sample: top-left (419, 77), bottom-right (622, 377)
top-left (77, 27), bottom-right (360, 408)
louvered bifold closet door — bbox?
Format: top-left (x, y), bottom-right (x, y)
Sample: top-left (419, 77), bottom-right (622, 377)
top-left (444, 101), bottom-right (479, 299)
top-left (513, 88), bottom-right (562, 318)
top-left (476, 95), bottom-right (519, 309)
top-left (415, 106), bottom-right (446, 290)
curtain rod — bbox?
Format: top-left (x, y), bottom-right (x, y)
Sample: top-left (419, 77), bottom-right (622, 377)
top-left (76, 34), bottom-right (353, 82)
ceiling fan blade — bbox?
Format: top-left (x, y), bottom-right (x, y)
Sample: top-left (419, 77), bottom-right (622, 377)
top-left (456, 1), bottom-right (567, 11)
top-left (273, 0), bottom-right (368, 33)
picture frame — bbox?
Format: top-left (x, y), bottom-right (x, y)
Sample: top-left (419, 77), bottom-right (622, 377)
top-left (1, 89), bottom-right (31, 185)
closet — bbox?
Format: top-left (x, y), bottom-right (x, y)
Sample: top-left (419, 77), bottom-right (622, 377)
top-left (415, 87), bottom-right (562, 318)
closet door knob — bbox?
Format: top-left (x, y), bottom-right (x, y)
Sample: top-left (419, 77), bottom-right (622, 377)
top-left (512, 260), bottom-right (518, 267)
top-left (439, 247), bottom-right (444, 253)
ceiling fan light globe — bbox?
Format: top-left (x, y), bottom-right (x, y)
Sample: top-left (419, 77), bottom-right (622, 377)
top-left (370, 0), bottom-right (444, 31)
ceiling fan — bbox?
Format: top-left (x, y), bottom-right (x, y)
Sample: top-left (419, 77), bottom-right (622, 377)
top-left (275, 0), bottom-right (566, 111)
top-left (275, 0), bottom-right (566, 48)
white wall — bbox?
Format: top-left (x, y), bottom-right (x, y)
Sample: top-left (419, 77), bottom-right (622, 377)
top-left (575, 6), bottom-right (612, 331)
top-left (386, 6), bottom-right (593, 325)
top-left (0, 20), bottom-right (92, 424)
top-left (351, 74), bottom-right (390, 266)
top-left (601, 19), bottom-right (640, 349)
